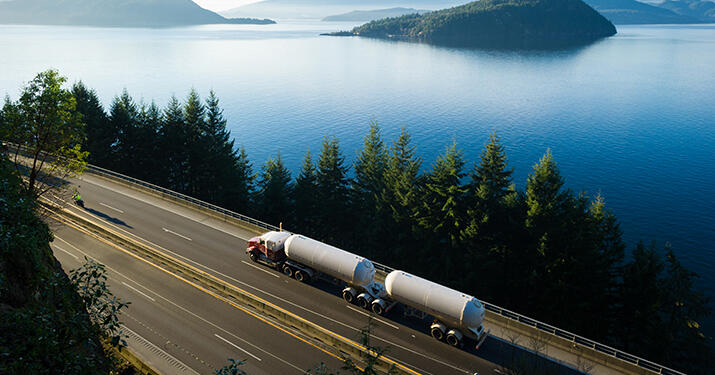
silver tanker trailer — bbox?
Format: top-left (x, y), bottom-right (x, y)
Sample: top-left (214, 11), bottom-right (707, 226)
top-left (246, 232), bottom-right (385, 305)
top-left (379, 270), bottom-right (489, 349)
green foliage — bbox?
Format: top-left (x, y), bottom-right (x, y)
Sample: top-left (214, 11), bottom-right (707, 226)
top-left (256, 152), bottom-right (293, 226)
top-left (72, 82), bottom-right (111, 167)
top-left (293, 149), bottom-right (320, 234)
top-left (70, 257), bottom-right (130, 349)
top-left (348, 0), bottom-right (617, 48)
top-left (1, 69), bottom-right (88, 198)
top-left (315, 136), bottom-right (351, 245)
top-left (215, 358), bottom-right (248, 375)
top-left (0, 155), bottom-right (117, 374)
top-left (307, 318), bottom-right (397, 375)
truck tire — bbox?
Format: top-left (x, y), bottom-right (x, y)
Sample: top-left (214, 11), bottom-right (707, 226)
top-left (282, 265), bottom-right (293, 277)
top-left (430, 326), bottom-right (445, 341)
top-left (357, 296), bottom-right (369, 309)
top-left (446, 330), bottom-right (463, 348)
top-left (249, 251), bottom-right (258, 262)
top-left (342, 290), bottom-right (355, 304)
top-left (295, 270), bottom-right (307, 283)
top-left (371, 301), bottom-right (384, 315)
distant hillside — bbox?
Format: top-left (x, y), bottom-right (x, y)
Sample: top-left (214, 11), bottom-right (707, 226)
top-left (584, 0), bottom-right (699, 24)
top-left (323, 8), bottom-right (430, 21)
top-left (659, 0), bottom-right (715, 22)
top-left (327, 0), bottom-right (617, 49)
top-left (221, 0), bottom-right (466, 19)
top-left (0, 0), bottom-right (275, 27)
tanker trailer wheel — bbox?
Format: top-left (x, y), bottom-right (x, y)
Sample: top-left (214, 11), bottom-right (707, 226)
top-left (430, 323), bottom-right (446, 341)
top-left (282, 265), bottom-right (293, 277)
top-left (446, 329), bottom-right (464, 348)
top-left (295, 270), bottom-right (308, 283)
top-left (342, 289), bottom-right (355, 304)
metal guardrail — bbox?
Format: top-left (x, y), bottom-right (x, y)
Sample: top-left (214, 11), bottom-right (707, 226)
top-left (84, 163), bottom-right (686, 375)
top-left (86, 164), bottom-right (281, 233)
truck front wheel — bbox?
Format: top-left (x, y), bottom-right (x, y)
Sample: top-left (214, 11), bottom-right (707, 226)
top-left (249, 251), bottom-right (258, 262)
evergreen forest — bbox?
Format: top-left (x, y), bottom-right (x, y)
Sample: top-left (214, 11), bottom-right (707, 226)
top-left (1, 72), bottom-right (711, 374)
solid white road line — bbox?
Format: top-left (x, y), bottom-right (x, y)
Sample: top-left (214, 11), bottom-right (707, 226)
top-left (99, 202), bottom-right (125, 213)
top-left (241, 261), bottom-right (280, 278)
top-left (345, 305), bottom-right (400, 330)
top-left (162, 227), bottom-right (192, 241)
top-left (52, 244), bottom-right (79, 260)
top-left (214, 334), bottom-right (262, 362)
top-left (122, 281), bottom-right (156, 302)
top-left (123, 325), bottom-right (200, 375)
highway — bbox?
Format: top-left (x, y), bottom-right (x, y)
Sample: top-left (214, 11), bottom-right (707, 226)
top-left (56, 171), bottom-right (581, 375)
top-left (50, 220), bottom-right (346, 374)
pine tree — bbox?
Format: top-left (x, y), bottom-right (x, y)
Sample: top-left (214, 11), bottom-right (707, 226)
top-left (257, 153), bottom-right (293, 227)
top-left (379, 127), bottom-right (422, 267)
top-left (659, 246), bottom-right (712, 373)
top-left (160, 96), bottom-right (189, 192)
top-left (183, 89), bottom-right (208, 197)
top-left (353, 121), bottom-right (389, 258)
top-left (109, 90), bottom-right (140, 174)
top-left (462, 133), bottom-right (517, 301)
top-left (203, 90), bottom-right (242, 207)
top-left (228, 146), bottom-right (255, 215)
top-left (414, 141), bottom-right (467, 282)
top-left (293, 149), bottom-right (319, 235)
top-left (72, 82), bottom-right (111, 167)
top-left (315, 136), bottom-right (351, 245)
top-left (135, 102), bottom-right (163, 183)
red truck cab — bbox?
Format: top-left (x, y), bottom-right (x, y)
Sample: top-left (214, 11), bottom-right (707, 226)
top-left (246, 231), bottom-right (290, 263)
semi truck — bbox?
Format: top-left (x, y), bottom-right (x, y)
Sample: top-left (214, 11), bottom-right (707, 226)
top-left (246, 231), bottom-right (489, 349)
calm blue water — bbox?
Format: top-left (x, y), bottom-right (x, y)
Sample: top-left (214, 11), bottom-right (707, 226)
top-left (1, 22), bottom-right (714, 334)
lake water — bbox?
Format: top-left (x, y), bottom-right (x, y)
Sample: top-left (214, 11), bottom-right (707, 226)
top-left (1, 22), bottom-right (713, 334)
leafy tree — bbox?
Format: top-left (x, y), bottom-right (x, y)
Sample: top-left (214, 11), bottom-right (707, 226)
top-left (256, 152), bottom-right (293, 226)
top-left (215, 358), bottom-right (248, 375)
top-left (1, 70), bottom-right (87, 198)
top-left (72, 82), bottom-right (111, 167)
top-left (70, 257), bottom-right (130, 349)
top-left (293, 149), bottom-right (320, 234)
top-left (0, 155), bottom-right (121, 374)
top-left (315, 136), bottom-right (351, 244)
top-left (307, 318), bottom-right (397, 375)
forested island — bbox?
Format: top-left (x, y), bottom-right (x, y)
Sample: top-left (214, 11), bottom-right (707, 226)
top-left (583, 0), bottom-right (699, 24)
top-left (325, 0), bottom-right (617, 49)
top-left (0, 0), bottom-right (275, 27)
top-left (1, 70), bottom-right (713, 373)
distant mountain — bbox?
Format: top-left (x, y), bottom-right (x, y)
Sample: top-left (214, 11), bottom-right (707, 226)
top-left (323, 8), bottom-right (430, 22)
top-left (0, 0), bottom-right (276, 27)
top-left (221, 0), bottom-right (466, 19)
top-left (326, 0), bottom-right (617, 49)
top-left (584, 0), bottom-right (699, 24)
top-left (658, 0), bottom-right (715, 22)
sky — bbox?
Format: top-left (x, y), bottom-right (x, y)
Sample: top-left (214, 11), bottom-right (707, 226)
top-left (193, 0), bottom-right (263, 12)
